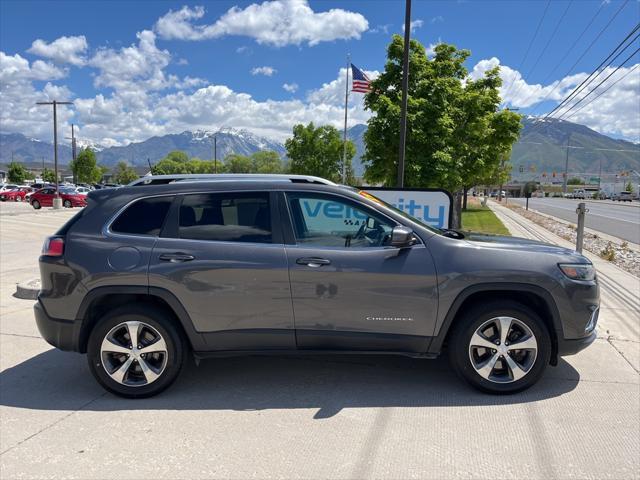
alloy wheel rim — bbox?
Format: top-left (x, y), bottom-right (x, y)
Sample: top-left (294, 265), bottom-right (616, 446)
top-left (468, 316), bottom-right (538, 384)
top-left (100, 321), bottom-right (168, 387)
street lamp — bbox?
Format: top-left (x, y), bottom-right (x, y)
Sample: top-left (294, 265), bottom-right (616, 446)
top-left (36, 100), bottom-right (73, 208)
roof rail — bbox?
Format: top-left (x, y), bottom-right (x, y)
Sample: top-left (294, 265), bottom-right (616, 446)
top-left (127, 173), bottom-right (336, 187)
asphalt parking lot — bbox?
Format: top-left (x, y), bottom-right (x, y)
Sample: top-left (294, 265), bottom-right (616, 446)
top-left (1, 204), bottom-right (639, 479)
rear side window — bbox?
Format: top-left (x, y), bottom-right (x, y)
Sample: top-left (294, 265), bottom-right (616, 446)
top-left (177, 192), bottom-right (271, 243)
top-left (111, 196), bottom-right (173, 236)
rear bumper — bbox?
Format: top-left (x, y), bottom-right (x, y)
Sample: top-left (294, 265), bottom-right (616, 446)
top-left (34, 300), bottom-right (80, 351)
top-left (557, 330), bottom-right (597, 356)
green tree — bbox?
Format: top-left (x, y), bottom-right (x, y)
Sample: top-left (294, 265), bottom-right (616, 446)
top-left (362, 36), bottom-right (522, 224)
top-left (625, 181), bottom-right (634, 193)
top-left (165, 150), bottom-right (189, 163)
top-left (285, 122), bottom-right (356, 183)
top-left (7, 161), bottom-right (27, 183)
top-left (225, 154), bottom-right (253, 173)
top-left (251, 151), bottom-right (283, 173)
top-left (113, 161), bottom-right (139, 184)
top-left (70, 148), bottom-right (102, 183)
top-left (41, 167), bottom-right (57, 183)
top-left (567, 177), bottom-right (582, 185)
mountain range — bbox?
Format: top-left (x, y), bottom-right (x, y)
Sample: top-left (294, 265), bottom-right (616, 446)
top-left (1, 118), bottom-right (638, 178)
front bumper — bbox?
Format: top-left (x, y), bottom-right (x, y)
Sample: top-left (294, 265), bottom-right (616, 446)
top-left (34, 300), bottom-right (79, 351)
top-left (557, 329), bottom-right (597, 356)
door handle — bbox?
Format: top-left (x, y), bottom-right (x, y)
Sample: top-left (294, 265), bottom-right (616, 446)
top-left (159, 253), bottom-right (195, 263)
top-left (296, 257), bottom-right (331, 268)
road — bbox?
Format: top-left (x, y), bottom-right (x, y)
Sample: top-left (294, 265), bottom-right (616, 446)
top-left (508, 197), bottom-right (640, 244)
top-left (1, 208), bottom-right (638, 479)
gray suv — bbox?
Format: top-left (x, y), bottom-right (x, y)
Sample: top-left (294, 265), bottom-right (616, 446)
top-left (34, 174), bottom-right (599, 397)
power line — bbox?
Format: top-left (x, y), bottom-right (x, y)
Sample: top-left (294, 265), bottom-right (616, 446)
top-left (556, 28), bottom-right (640, 118)
top-left (530, 0), bottom-right (631, 114)
top-left (510, 0), bottom-right (574, 104)
top-left (502, 0), bottom-right (551, 105)
top-left (540, 2), bottom-right (606, 86)
top-left (533, 22), bottom-right (639, 126)
top-left (556, 47), bottom-right (639, 119)
top-left (562, 64), bottom-right (640, 120)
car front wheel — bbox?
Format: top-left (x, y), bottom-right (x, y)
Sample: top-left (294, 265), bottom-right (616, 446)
top-left (448, 301), bottom-right (551, 394)
top-left (32, 200), bottom-right (41, 209)
top-left (87, 305), bottom-right (187, 398)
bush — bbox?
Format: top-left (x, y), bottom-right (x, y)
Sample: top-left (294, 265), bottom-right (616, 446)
top-left (600, 242), bottom-right (616, 261)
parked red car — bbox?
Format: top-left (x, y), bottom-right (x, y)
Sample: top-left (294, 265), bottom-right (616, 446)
top-left (30, 187), bottom-right (87, 209)
top-left (0, 187), bottom-right (34, 202)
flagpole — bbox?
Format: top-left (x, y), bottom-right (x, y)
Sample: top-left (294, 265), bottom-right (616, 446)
top-left (342, 53), bottom-right (350, 184)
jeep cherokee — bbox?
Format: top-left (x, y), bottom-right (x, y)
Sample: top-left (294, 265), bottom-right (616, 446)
top-left (34, 174), bottom-right (599, 397)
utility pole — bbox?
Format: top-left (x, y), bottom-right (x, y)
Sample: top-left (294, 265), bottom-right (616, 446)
top-left (65, 124), bottom-right (77, 184)
top-left (214, 136), bottom-right (218, 174)
top-left (397, 0), bottom-right (412, 188)
top-left (36, 100), bottom-right (73, 208)
top-left (147, 158), bottom-right (152, 172)
top-left (563, 133), bottom-right (571, 194)
top-left (342, 53), bottom-right (351, 184)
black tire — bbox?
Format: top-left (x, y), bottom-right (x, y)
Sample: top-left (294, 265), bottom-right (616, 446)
top-left (63, 199), bottom-right (72, 208)
top-left (448, 301), bottom-right (551, 394)
top-left (87, 305), bottom-right (187, 398)
top-left (32, 200), bottom-right (41, 209)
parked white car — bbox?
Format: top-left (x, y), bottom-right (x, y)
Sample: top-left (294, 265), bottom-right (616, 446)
top-left (0, 184), bottom-right (19, 193)
top-left (74, 186), bottom-right (91, 195)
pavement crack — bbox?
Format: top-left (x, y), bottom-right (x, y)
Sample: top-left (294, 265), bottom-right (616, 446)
top-left (0, 392), bottom-right (108, 457)
top-left (0, 332), bottom-right (42, 339)
top-left (606, 336), bottom-right (640, 374)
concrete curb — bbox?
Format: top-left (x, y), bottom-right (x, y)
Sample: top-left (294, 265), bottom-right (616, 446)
top-left (15, 278), bottom-right (40, 300)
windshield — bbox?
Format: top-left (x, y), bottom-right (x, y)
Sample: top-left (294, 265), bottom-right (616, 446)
top-left (351, 188), bottom-right (443, 235)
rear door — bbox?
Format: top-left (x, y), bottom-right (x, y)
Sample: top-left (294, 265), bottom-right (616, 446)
top-left (282, 191), bottom-right (438, 352)
top-left (148, 190), bottom-right (295, 351)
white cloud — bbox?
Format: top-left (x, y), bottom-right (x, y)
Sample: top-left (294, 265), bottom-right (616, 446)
top-left (251, 66), bottom-right (277, 76)
top-left (471, 57), bottom-right (640, 141)
top-left (0, 52), bottom-right (66, 83)
top-left (236, 46), bottom-right (252, 54)
top-left (369, 24), bottom-right (391, 34)
top-left (282, 82), bottom-right (298, 93)
top-left (154, 1), bottom-right (369, 47)
top-left (176, 58), bottom-right (189, 66)
top-left (425, 40), bottom-right (442, 57)
top-left (430, 16), bottom-right (444, 24)
top-left (402, 19), bottom-right (424, 33)
top-left (28, 35), bottom-right (88, 66)
top-left (470, 57), bottom-right (588, 108)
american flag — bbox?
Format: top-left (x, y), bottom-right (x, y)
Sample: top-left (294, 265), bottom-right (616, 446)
top-left (351, 64), bottom-right (371, 93)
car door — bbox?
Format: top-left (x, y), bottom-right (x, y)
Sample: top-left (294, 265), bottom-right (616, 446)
top-left (148, 190), bottom-right (295, 351)
top-left (282, 191), bottom-right (438, 353)
top-left (38, 188), bottom-right (54, 206)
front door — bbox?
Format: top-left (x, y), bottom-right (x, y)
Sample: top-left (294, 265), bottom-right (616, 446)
top-left (148, 191), bottom-right (295, 350)
top-left (283, 191), bottom-right (438, 352)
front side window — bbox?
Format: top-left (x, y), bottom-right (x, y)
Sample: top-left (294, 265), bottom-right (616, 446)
top-left (111, 196), bottom-right (173, 236)
top-left (178, 192), bottom-right (272, 243)
top-left (286, 193), bottom-right (394, 248)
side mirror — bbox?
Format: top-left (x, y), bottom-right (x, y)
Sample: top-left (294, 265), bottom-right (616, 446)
top-left (389, 226), bottom-right (415, 248)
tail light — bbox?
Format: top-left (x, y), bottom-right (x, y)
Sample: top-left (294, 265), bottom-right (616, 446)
top-left (42, 236), bottom-right (64, 257)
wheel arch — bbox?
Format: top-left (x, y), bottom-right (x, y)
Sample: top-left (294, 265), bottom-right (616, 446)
top-left (428, 283), bottom-right (561, 364)
top-left (76, 286), bottom-right (206, 353)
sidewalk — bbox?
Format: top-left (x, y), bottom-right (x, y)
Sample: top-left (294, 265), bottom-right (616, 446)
top-left (489, 201), bottom-right (640, 373)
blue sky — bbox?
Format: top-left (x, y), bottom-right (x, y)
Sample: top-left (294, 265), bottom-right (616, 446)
top-left (1, 0), bottom-right (638, 145)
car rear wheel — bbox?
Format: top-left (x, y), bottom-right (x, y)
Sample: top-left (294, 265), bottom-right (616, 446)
top-left (87, 305), bottom-right (187, 398)
top-left (448, 301), bottom-right (551, 394)
top-left (32, 200), bottom-right (41, 209)
top-left (63, 199), bottom-right (72, 208)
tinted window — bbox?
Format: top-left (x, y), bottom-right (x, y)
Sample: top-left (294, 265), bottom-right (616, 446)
top-left (178, 192), bottom-right (271, 243)
top-left (111, 196), bottom-right (173, 236)
top-left (286, 193), bottom-right (394, 248)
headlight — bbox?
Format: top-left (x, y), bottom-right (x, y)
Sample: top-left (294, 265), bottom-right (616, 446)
top-left (558, 263), bottom-right (595, 281)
